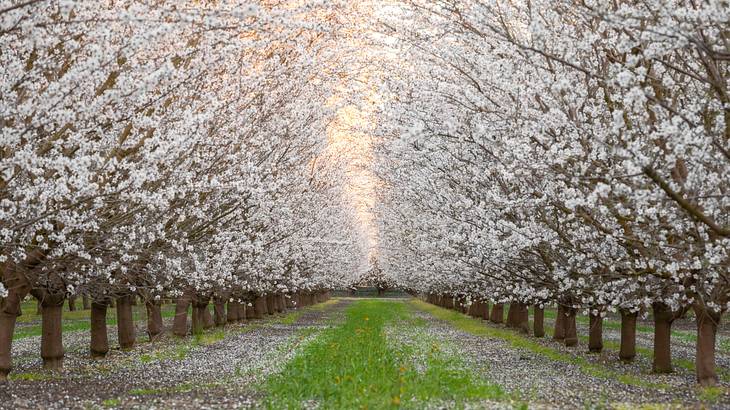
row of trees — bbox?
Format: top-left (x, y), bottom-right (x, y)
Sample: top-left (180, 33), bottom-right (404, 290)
top-left (371, 0), bottom-right (729, 386)
top-left (0, 1), bottom-right (366, 382)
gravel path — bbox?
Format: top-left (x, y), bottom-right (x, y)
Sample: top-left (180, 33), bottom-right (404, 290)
top-left (409, 304), bottom-right (730, 409)
top-left (0, 300), bottom-right (348, 409)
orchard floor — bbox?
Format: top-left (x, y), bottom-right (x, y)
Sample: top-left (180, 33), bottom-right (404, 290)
top-left (0, 298), bottom-right (728, 409)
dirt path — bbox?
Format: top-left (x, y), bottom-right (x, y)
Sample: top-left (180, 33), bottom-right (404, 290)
top-left (1, 300), bottom-right (350, 409)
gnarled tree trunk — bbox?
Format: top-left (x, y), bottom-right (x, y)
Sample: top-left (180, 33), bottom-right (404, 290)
top-left (90, 301), bottom-right (109, 357)
top-left (619, 310), bottom-right (637, 362)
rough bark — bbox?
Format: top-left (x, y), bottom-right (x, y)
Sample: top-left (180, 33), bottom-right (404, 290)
top-left (694, 304), bottom-right (721, 386)
top-left (588, 313), bottom-right (603, 353)
top-left (116, 295), bottom-right (136, 350)
top-left (619, 310), bottom-right (638, 362)
top-left (146, 300), bottom-right (163, 341)
top-left (490, 303), bottom-right (504, 324)
top-left (90, 301), bottom-right (109, 357)
top-left (172, 292), bottom-right (191, 337)
top-left (553, 305), bottom-right (565, 341)
top-left (533, 306), bottom-right (545, 338)
top-left (68, 296), bottom-right (76, 312)
top-left (564, 307), bottom-right (578, 347)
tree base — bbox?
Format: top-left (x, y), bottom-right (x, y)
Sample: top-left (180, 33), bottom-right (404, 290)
top-left (42, 357), bottom-right (63, 370)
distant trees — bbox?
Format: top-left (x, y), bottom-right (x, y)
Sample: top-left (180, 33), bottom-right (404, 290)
top-left (372, 0), bottom-right (729, 386)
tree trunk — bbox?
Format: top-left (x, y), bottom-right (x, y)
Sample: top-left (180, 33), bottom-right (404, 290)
top-left (191, 305), bottom-right (204, 335)
top-left (227, 301), bottom-right (239, 323)
top-left (246, 301), bottom-right (255, 319)
top-left (146, 301), bottom-right (163, 341)
top-left (619, 310), bottom-right (637, 362)
top-left (564, 307), bottom-right (578, 347)
top-left (253, 296), bottom-right (266, 319)
top-left (41, 297), bottom-right (65, 370)
top-left (0, 267), bottom-right (31, 382)
top-left (694, 304), bottom-right (721, 386)
top-left (116, 295), bottom-right (136, 350)
top-left (68, 296), bottom-right (76, 312)
top-left (0, 303), bottom-right (19, 382)
top-left (202, 304), bottom-right (214, 329)
top-left (444, 296), bottom-right (454, 309)
top-left (237, 303), bottom-right (246, 321)
top-left (172, 292), bottom-right (191, 337)
top-left (481, 301), bottom-right (490, 320)
top-left (377, 288), bottom-right (384, 297)
top-left (506, 303), bottom-right (516, 328)
top-left (533, 306), bottom-right (545, 338)
top-left (588, 313), bottom-right (603, 353)
top-left (90, 302), bottom-right (109, 357)
top-left (82, 294), bottom-right (90, 310)
top-left (652, 303), bottom-right (674, 373)
top-left (214, 301), bottom-right (227, 326)
top-left (553, 305), bottom-right (565, 341)
top-left (266, 295), bottom-right (275, 315)
top-left (490, 303), bottom-right (504, 324)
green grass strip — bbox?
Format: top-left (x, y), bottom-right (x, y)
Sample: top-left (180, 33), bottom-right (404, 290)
top-left (264, 299), bottom-right (505, 409)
